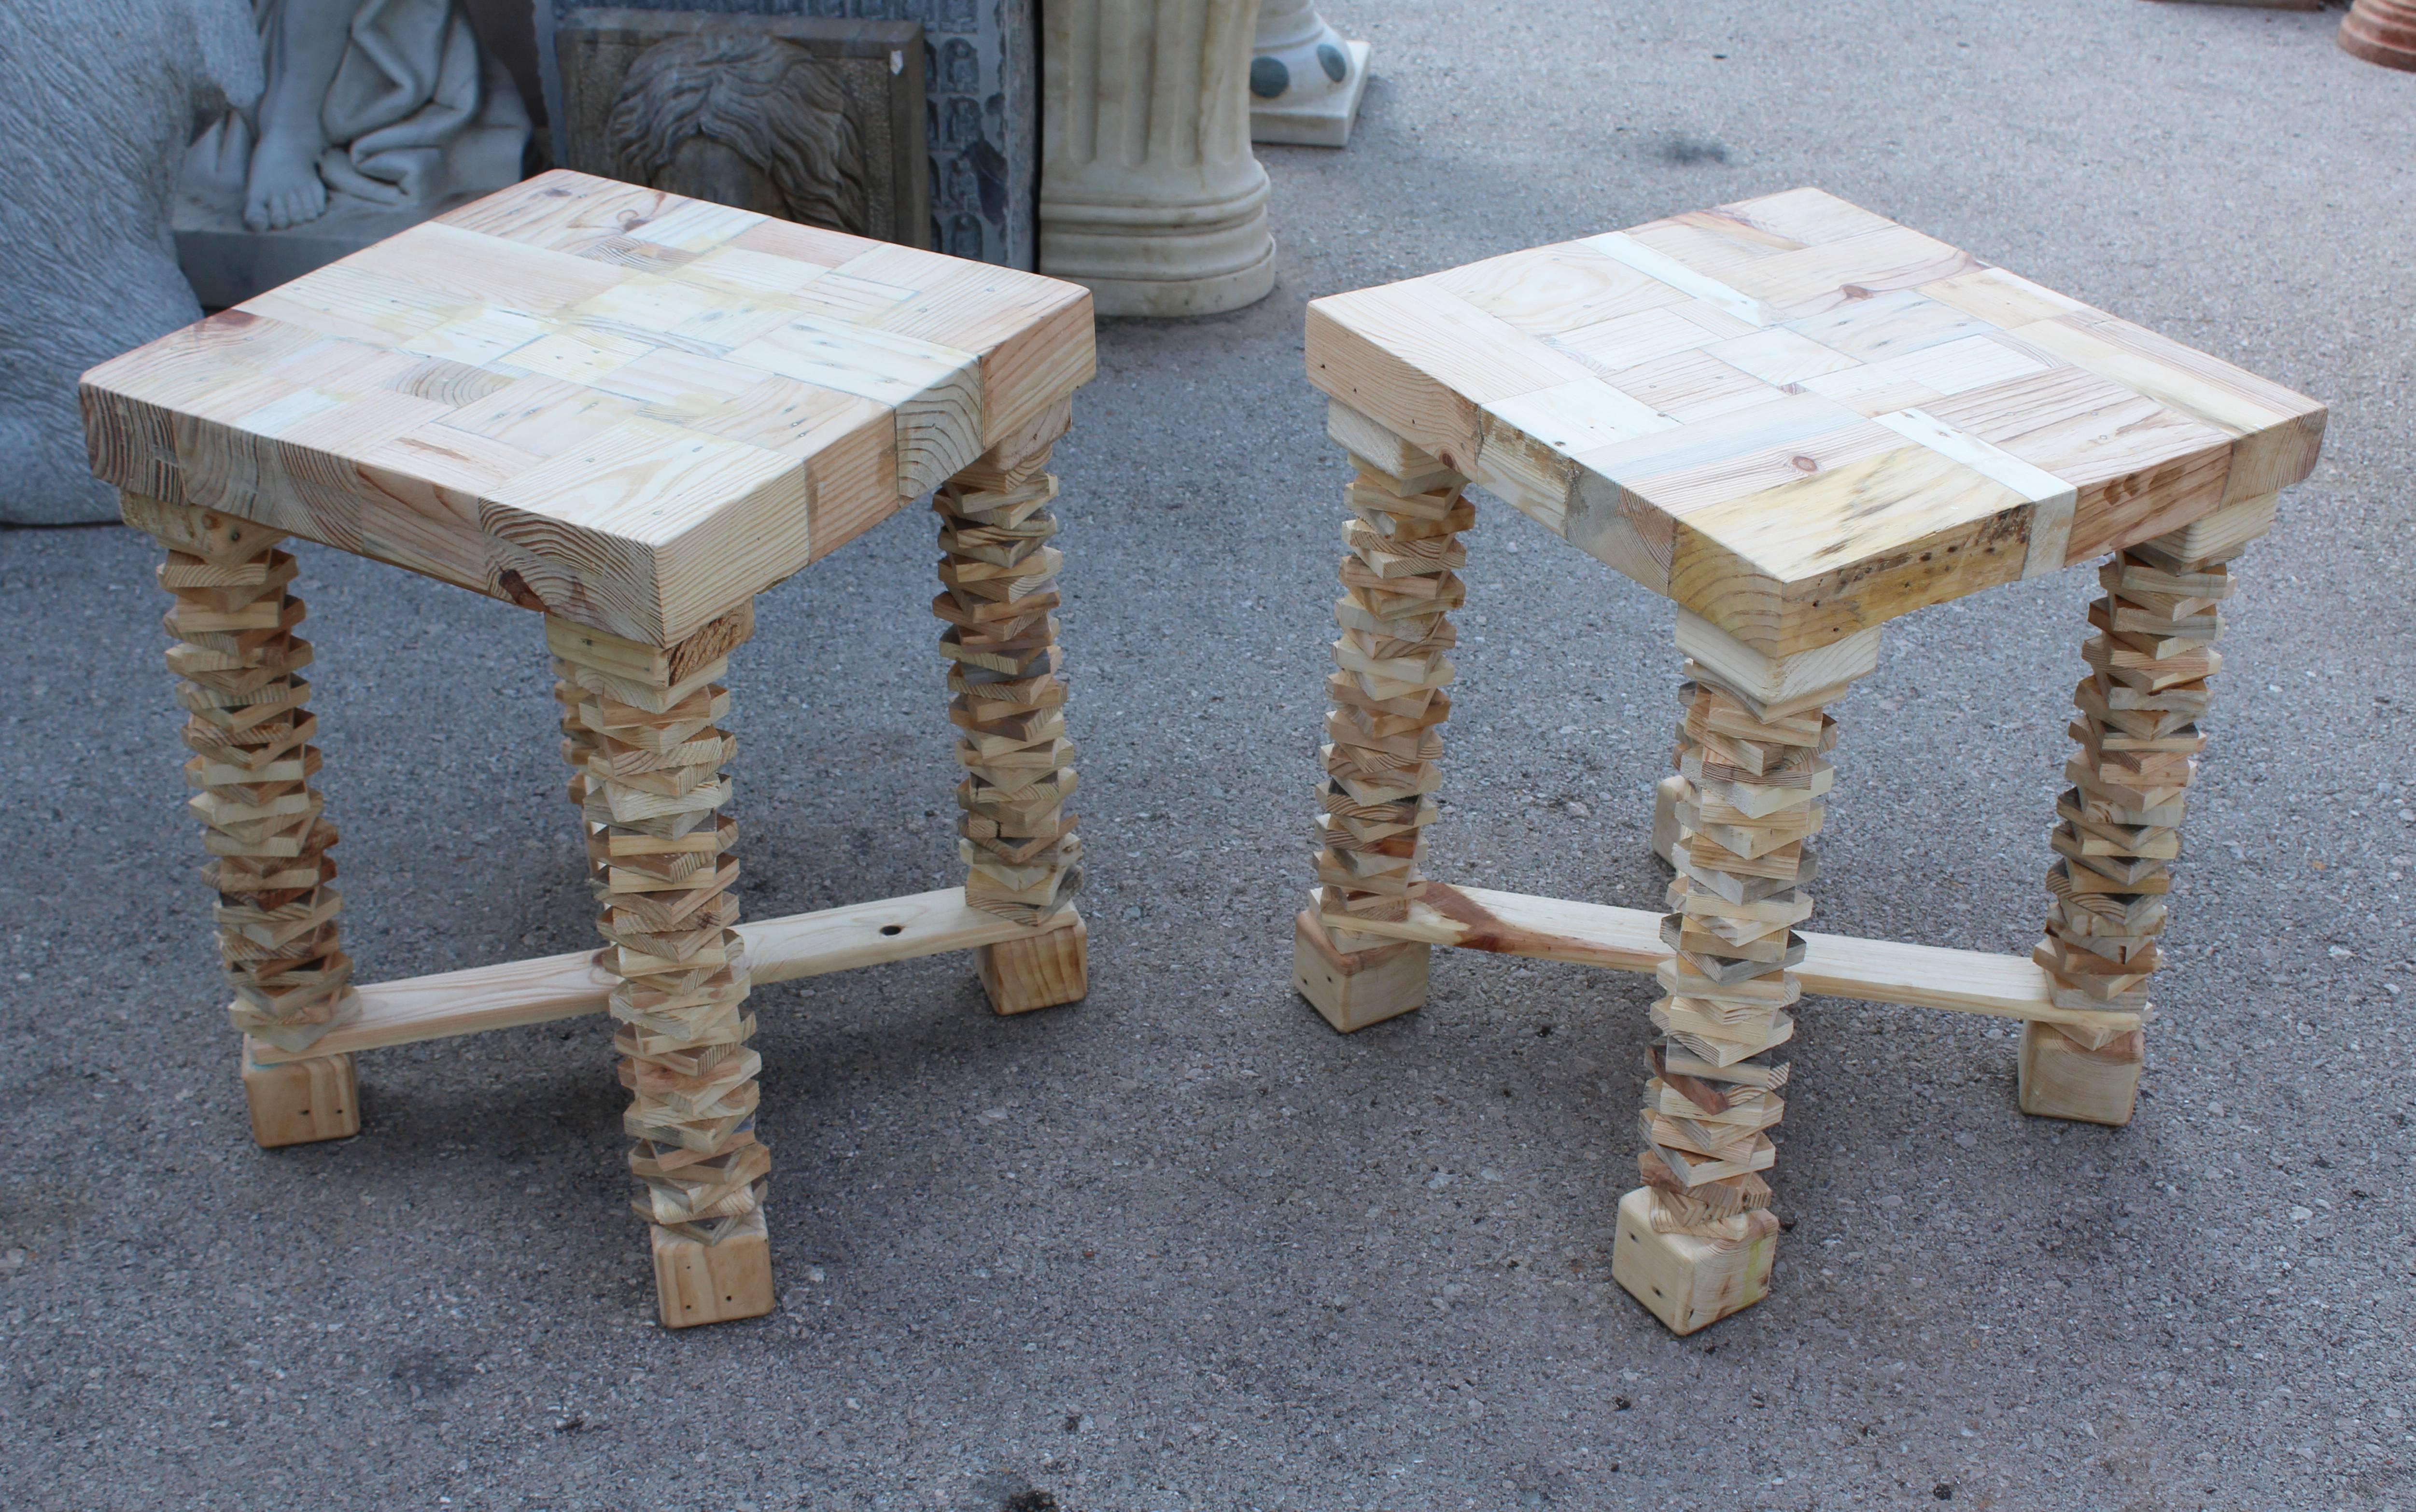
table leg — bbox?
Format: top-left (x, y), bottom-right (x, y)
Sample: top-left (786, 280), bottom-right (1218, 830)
top-left (124, 491), bottom-right (357, 1148)
top-left (1294, 411), bottom-right (1470, 1032)
top-left (934, 427), bottom-right (1087, 1013)
top-left (1614, 613), bottom-right (1877, 1334)
top-left (550, 604), bottom-right (770, 1329)
top-left (2025, 498), bottom-right (2264, 1124)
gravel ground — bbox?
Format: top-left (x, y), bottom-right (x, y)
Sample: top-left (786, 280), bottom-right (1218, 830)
top-left (4, 3), bottom-right (2413, 1510)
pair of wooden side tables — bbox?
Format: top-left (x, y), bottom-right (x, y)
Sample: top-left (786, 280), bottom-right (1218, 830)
top-left (83, 173), bottom-right (2322, 1335)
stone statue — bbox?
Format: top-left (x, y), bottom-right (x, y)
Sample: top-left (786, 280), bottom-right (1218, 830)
top-left (604, 31), bottom-right (868, 236)
top-left (1, 0), bottom-right (262, 524)
top-left (176, 0), bottom-right (529, 305)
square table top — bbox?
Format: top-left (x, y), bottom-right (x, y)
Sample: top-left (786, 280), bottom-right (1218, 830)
top-left (82, 170), bottom-right (1095, 646)
top-left (1305, 187), bottom-right (2324, 658)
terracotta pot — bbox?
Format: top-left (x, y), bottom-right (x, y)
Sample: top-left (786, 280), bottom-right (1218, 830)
top-left (2341, 0), bottom-right (2416, 71)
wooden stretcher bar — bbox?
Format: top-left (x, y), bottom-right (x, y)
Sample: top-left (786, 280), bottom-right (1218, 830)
top-left (1328, 883), bottom-right (2143, 1034)
top-left (249, 890), bottom-right (1081, 1064)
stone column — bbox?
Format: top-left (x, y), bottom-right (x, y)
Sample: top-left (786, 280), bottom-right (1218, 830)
top-left (1248, 0), bottom-right (1371, 147)
top-left (1040, 0), bottom-right (1277, 317)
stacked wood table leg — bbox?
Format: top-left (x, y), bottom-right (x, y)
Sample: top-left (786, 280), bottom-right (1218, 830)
top-left (934, 423), bottom-right (1089, 1014)
top-left (1613, 618), bottom-right (1875, 1334)
top-left (2025, 497), bottom-right (2267, 1126)
top-left (550, 606), bottom-right (771, 1328)
top-left (1293, 428), bottom-right (1471, 1032)
top-left (1284, 190), bottom-right (2323, 1336)
top-left (125, 491), bottom-right (359, 1149)
top-left (81, 167), bottom-right (1108, 1331)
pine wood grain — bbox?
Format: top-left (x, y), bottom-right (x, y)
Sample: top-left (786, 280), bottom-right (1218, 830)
top-left (247, 891), bottom-right (1086, 1064)
top-left (1322, 883), bottom-right (2141, 1033)
top-left (81, 170), bottom-right (1096, 645)
top-left (1303, 187), bottom-right (2325, 655)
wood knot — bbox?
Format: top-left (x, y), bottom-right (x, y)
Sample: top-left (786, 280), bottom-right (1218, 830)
top-left (1790, 455), bottom-right (1819, 474)
top-left (495, 568), bottom-right (549, 611)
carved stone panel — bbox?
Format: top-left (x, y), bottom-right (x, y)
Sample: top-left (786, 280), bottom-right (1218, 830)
top-left (559, 8), bottom-right (928, 247)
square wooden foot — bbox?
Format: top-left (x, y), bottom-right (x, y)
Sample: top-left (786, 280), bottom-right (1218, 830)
top-left (1611, 1188), bottom-right (1775, 1335)
top-left (2019, 1023), bottom-right (2144, 1126)
top-left (1652, 772), bottom-right (1686, 866)
top-left (239, 1039), bottom-right (360, 1148)
top-left (651, 1211), bottom-right (774, 1328)
top-left (1293, 908), bottom-right (1428, 1032)
top-left (976, 916), bottom-right (1088, 1015)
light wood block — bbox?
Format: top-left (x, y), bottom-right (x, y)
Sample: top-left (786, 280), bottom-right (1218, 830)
top-left (129, 495), bottom-right (354, 1057)
top-left (1293, 909), bottom-right (1429, 1032)
top-left (241, 1040), bottom-right (359, 1148)
top-left (1652, 771), bottom-right (1687, 865)
top-left (246, 891), bottom-right (1088, 1064)
top-left (81, 171), bottom-right (1097, 647)
top-left (936, 435), bottom-right (1084, 935)
top-left (1321, 884), bottom-right (2142, 1034)
top-left (559, 606), bottom-right (770, 1322)
top-left (2019, 1023), bottom-right (2144, 1126)
top-left (1676, 608), bottom-right (1880, 719)
top-left (2023, 510), bottom-right (2257, 1120)
top-left (1629, 660), bottom-right (1856, 1313)
top-left (1611, 1187), bottom-right (1775, 1335)
top-left (977, 914), bottom-right (1088, 1015)
top-left (1304, 188), bottom-right (2325, 658)
top-left (650, 1210), bottom-right (774, 1329)
top-left (1302, 418), bottom-right (1463, 1032)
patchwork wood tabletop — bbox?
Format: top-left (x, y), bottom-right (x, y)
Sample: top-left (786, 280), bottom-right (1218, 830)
top-left (82, 170), bottom-right (1095, 645)
top-left (1305, 187), bottom-right (2324, 657)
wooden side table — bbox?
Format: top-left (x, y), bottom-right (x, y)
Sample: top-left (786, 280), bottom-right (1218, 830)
top-left (1292, 188), bottom-right (2324, 1334)
top-left (82, 170), bottom-right (1096, 1328)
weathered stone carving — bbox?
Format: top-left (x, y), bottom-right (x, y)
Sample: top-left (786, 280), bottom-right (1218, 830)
top-left (541, 0), bottom-right (1030, 268)
top-left (606, 30), bottom-right (867, 232)
top-left (1, 0), bottom-right (262, 524)
top-left (558, 9), bottom-right (928, 251)
top-left (1249, 0), bottom-right (1371, 148)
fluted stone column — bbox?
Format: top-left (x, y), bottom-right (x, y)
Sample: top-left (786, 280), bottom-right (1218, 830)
top-left (1249, 0), bottom-right (1371, 147)
top-left (1041, 0), bottom-right (1277, 317)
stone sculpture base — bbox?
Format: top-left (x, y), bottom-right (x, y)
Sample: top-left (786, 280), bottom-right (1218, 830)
top-left (1249, 0), bottom-right (1370, 147)
top-left (1065, 241), bottom-right (1278, 321)
top-left (174, 189), bottom-right (492, 309)
top-left (1252, 39), bottom-right (1370, 147)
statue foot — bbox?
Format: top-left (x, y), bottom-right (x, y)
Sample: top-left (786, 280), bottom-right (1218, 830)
top-left (243, 142), bottom-right (330, 232)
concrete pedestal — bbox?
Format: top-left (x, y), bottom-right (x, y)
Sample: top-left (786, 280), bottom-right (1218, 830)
top-left (1248, 0), bottom-right (1370, 147)
top-left (1040, 0), bottom-right (1276, 317)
